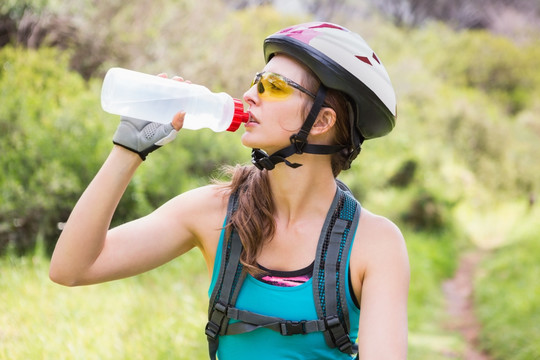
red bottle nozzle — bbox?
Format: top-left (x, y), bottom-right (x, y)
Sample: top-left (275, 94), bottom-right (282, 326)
top-left (227, 99), bottom-right (249, 132)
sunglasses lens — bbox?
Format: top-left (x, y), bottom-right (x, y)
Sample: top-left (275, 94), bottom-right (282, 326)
top-left (262, 74), bottom-right (294, 99)
top-left (252, 73), bottom-right (294, 101)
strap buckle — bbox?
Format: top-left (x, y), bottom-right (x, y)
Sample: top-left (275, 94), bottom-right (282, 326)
top-left (205, 302), bottom-right (228, 340)
top-left (325, 315), bottom-right (353, 354)
top-left (214, 301), bottom-right (227, 314)
top-left (251, 149), bottom-right (275, 170)
top-left (205, 321), bottom-right (220, 340)
top-left (280, 320), bottom-right (307, 336)
top-left (336, 334), bottom-right (353, 353)
top-left (289, 134), bottom-right (308, 154)
top-left (325, 315), bottom-right (341, 330)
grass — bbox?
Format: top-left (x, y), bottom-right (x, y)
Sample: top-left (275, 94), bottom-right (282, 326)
top-left (0, 227), bottom-right (468, 360)
top-left (0, 248), bottom-right (209, 360)
top-left (474, 207), bottom-right (540, 360)
top-left (404, 229), bottom-right (466, 359)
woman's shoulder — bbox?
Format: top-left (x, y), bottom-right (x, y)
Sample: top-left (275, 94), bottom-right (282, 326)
top-left (163, 184), bottom-right (230, 218)
top-left (357, 208), bottom-right (403, 241)
top-left (347, 206), bottom-right (409, 306)
top-left (352, 207), bottom-right (408, 267)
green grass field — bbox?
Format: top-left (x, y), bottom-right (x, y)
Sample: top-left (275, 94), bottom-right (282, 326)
top-left (0, 249), bottom-right (209, 360)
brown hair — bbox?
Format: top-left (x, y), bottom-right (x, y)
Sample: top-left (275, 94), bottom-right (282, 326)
top-left (220, 68), bottom-right (352, 275)
top-left (217, 165), bottom-right (274, 275)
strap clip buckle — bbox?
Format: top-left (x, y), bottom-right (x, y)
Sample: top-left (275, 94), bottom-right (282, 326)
top-left (251, 149), bottom-right (275, 170)
top-left (325, 315), bottom-right (341, 329)
top-left (280, 320), bottom-right (307, 336)
top-left (205, 301), bottom-right (228, 339)
top-left (290, 134), bottom-right (308, 154)
top-left (214, 301), bottom-right (227, 314)
top-left (325, 315), bottom-right (353, 354)
top-left (205, 321), bottom-right (220, 339)
top-left (336, 334), bottom-right (353, 353)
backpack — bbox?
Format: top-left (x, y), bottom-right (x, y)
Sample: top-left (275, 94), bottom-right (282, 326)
top-left (206, 180), bottom-right (361, 359)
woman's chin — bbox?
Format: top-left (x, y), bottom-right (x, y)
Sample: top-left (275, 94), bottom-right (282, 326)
top-left (240, 133), bottom-right (254, 148)
top-left (240, 133), bottom-right (265, 149)
top-left (240, 133), bottom-right (289, 154)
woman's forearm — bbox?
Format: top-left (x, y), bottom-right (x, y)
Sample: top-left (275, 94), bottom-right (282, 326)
top-left (49, 146), bottom-right (142, 285)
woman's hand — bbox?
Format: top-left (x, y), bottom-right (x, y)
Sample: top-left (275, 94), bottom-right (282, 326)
top-left (111, 73), bottom-right (191, 160)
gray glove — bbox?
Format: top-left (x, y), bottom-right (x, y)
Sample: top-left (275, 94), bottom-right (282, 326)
top-left (113, 117), bottom-right (178, 160)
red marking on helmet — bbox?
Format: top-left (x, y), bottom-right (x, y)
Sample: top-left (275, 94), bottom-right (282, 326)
top-left (276, 23), bottom-right (348, 45)
top-left (356, 56), bottom-right (372, 66)
top-left (280, 28), bottom-right (319, 44)
top-left (372, 53), bottom-right (380, 64)
top-left (309, 23), bottom-right (347, 31)
top-left (278, 26), bottom-right (296, 34)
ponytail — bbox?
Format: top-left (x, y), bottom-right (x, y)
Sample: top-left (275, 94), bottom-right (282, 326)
top-left (217, 165), bottom-right (275, 275)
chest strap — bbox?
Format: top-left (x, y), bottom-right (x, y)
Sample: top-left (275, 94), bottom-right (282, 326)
top-left (206, 181), bottom-right (361, 359)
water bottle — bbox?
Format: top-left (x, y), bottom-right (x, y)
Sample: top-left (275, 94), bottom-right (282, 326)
top-left (101, 67), bottom-right (249, 132)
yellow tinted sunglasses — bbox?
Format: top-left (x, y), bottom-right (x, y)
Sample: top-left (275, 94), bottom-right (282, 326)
top-left (251, 72), bottom-right (317, 101)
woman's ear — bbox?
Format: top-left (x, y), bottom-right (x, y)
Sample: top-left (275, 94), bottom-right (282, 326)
top-left (310, 108), bottom-right (337, 136)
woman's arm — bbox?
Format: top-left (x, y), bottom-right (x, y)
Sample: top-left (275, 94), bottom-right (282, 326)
top-left (49, 111), bottom-right (204, 286)
top-left (49, 145), bottom-right (194, 286)
top-left (49, 146), bottom-right (137, 285)
top-left (354, 212), bottom-right (410, 359)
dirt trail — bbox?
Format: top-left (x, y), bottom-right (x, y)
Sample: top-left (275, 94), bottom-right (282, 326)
top-left (442, 251), bottom-right (492, 360)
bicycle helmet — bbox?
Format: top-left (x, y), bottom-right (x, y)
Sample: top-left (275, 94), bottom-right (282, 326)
top-left (251, 22), bottom-right (397, 171)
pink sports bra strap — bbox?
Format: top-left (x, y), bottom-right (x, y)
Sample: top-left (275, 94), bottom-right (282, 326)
top-left (257, 262), bottom-right (314, 287)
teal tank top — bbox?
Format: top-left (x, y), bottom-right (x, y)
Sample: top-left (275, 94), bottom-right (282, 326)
top-left (208, 224), bottom-right (360, 360)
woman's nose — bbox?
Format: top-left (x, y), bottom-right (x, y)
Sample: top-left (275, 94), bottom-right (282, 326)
top-left (243, 83), bottom-right (259, 106)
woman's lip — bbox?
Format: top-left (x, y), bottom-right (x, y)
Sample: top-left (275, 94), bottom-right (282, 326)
top-left (247, 113), bottom-right (259, 124)
top-left (245, 120), bottom-right (258, 128)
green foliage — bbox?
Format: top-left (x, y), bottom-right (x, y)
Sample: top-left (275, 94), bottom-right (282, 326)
top-left (0, 0), bottom-right (50, 17)
top-left (0, 46), bottom-right (113, 254)
top-left (426, 27), bottom-right (540, 115)
top-left (475, 209), bottom-right (540, 360)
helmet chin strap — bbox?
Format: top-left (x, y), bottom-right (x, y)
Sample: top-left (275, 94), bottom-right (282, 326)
top-left (251, 85), bottom-right (346, 171)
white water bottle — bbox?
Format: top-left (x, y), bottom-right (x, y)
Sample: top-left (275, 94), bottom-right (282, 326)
top-left (101, 67), bottom-right (249, 132)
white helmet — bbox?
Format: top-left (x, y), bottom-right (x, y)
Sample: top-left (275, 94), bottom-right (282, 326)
top-left (264, 22), bottom-right (397, 141)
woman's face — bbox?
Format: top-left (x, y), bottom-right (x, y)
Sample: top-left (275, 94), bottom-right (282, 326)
top-left (241, 54), bottom-right (314, 154)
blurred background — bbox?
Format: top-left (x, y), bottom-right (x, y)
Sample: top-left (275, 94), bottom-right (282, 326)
top-left (1, 0), bottom-right (539, 359)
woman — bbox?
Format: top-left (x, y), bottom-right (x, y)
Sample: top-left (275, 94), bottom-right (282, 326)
top-left (50, 22), bottom-right (409, 359)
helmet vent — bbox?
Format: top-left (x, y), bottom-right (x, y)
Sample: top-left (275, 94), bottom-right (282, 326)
top-left (356, 56), bottom-right (372, 66)
top-left (356, 52), bottom-right (381, 66)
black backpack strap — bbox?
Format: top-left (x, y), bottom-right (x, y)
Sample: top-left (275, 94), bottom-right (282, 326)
top-left (223, 309), bottom-right (327, 336)
top-left (313, 183), bottom-right (361, 355)
top-left (206, 190), bottom-right (246, 360)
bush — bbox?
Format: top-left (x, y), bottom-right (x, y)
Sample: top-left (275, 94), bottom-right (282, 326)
top-left (0, 46), bottom-right (113, 254)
